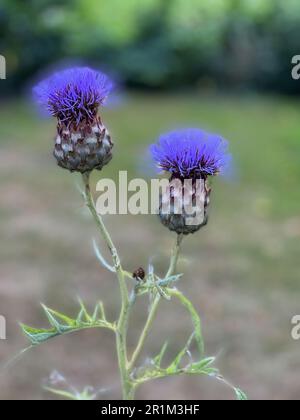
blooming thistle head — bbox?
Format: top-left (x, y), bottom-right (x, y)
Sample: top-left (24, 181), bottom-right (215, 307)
top-left (150, 128), bottom-right (231, 235)
top-left (33, 67), bottom-right (113, 127)
top-left (33, 67), bottom-right (114, 173)
top-left (150, 128), bottom-right (230, 180)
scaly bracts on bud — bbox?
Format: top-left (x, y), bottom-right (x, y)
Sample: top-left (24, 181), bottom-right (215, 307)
top-left (151, 128), bottom-right (231, 234)
top-left (33, 67), bottom-right (114, 173)
top-left (159, 178), bottom-right (211, 235)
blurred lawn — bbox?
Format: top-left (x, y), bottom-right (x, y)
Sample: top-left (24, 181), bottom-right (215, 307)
top-left (0, 93), bottom-right (300, 400)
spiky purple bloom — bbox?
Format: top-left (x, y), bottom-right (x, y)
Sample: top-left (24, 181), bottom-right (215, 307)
top-left (33, 67), bottom-right (113, 126)
top-left (33, 67), bottom-right (114, 173)
top-left (150, 128), bottom-right (231, 179)
top-left (151, 128), bottom-right (231, 235)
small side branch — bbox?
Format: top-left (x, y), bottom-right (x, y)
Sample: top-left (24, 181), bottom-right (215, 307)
top-left (128, 234), bottom-right (183, 370)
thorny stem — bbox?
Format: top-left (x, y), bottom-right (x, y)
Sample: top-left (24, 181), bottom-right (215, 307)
top-left (82, 172), bottom-right (133, 400)
top-left (128, 234), bottom-right (183, 371)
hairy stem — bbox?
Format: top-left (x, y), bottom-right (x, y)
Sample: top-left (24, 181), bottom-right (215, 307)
top-left (82, 172), bottom-right (133, 400)
top-left (129, 234), bottom-right (183, 371)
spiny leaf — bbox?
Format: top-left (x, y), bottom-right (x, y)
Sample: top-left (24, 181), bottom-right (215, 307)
top-left (198, 367), bottom-right (219, 376)
top-left (80, 387), bottom-right (97, 400)
top-left (168, 288), bottom-right (204, 356)
top-left (44, 387), bottom-right (81, 400)
top-left (168, 333), bottom-right (195, 372)
top-left (92, 303), bottom-right (100, 322)
top-left (153, 342), bottom-right (168, 368)
top-left (20, 302), bottom-right (115, 346)
top-left (148, 262), bottom-right (154, 276)
top-left (76, 308), bottom-right (86, 324)
top-left (42, 305), bottom-right (76, 331)
top-left (157, 274), bottom-right (183, 287)
top-left (155, 283), bottom-right (171, 301)
top-left (235, 388), bottom-right (248, 401)
top-left (20, 324), bottom-right (60, 345)
top-left (99, 302), bottom-right (106, 320)
top-left (77, 298), bottom-right (92, 323)
top-left (213, 374), bottom-right (249, 401)
top-left (45, 385), bottom-right (97, 401)
top-left (41, 305), bottom-right (64, 333)
top-left (93, 239), bottom-right (115, 273)
top-left (188, 357), bottom-right (216, 372)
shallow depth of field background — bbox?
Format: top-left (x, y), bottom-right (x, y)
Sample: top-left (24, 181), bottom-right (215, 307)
top-left (0, 0), bottom-right (300, 400)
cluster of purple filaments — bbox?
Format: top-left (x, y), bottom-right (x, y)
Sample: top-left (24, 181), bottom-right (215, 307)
top-left (33, 67), bottom-right (113, 126)
top-left (150, 128), bottom-right (231, 179)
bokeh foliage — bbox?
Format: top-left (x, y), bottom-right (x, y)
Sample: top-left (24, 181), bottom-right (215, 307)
top-left (1, 0), bottom-right (300, 94)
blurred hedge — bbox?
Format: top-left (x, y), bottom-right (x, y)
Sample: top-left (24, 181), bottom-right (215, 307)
top-left (1, 0), bottom-right (300, 94)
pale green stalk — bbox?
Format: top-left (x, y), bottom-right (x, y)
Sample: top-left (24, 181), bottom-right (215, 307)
top-left (82, 175), bottom-right (209, 400)
top-left (83, 173), bottom-right (185, 399)
top-left (82, 172), bottom-right (134, 400)
top-left (19, 173), bottom-right (245, 400)
top-left (128, 234), bottom-right (183, 371)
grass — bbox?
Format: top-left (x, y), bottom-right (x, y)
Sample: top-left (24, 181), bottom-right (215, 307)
top-left (0, 93), bottom-right (300, 400)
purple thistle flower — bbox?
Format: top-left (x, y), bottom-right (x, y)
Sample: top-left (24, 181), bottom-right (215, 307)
top-left (33, 67), bottom-right (113, 126)
top-left (33, 67), bottom-right (114, 173)
top-left (150, 128), bottom-right (231, 179)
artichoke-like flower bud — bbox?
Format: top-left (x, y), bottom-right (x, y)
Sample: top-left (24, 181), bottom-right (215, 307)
top-left (54, 118), bottom-right (112, 173)
top-left (159, 176), bottom-right (211, 235)
top-left (150, 128), bottom-right (231, 235)
top-left (33, 67), bottom-right (114, 173)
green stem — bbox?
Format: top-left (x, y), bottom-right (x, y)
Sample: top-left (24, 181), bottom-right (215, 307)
top-left (82, 172), bottom-right (121, 271)
top-left (128, 234), bottom-right (183, 371)
top-left (166, 234), bottom-right (184, 278)
top-left (128, 294), bottom-right (160, 371)
top-left (82, 172), bottom-right (133, 400)
top-left (167, 288), bottom-right (204, 356)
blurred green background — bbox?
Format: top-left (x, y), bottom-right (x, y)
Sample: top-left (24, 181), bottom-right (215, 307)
top-left (0, 0), bottom-right (300, 400)
top-left (1, 0), bottom-right (300, 94)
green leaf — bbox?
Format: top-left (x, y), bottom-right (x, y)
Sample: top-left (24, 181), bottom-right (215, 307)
top-left (168, 288), bottom-right (204, 356)
top-left (20, 301), bottom-right (115, 346)
top-left (235, 388), bottom-right (248, 401)
top-left (155, 283), bottom-right (171, 301)
top-left (189, 357), bottom-right (216, 372)
top-left (157, 274), bottom-right (183, 287)
top-left (153, 342), bottom-right (168, 367)
top-left (20, 324), bottom-right (60, 345)
top-left (212, 374), bottom-right (249, 401)
top-left (45, 385), bottom-right (96, 400)
top-left (168, 333), bottom-right (195, 372)
top-left (92, 302), bottom-right (106, 322)
top-left (98, 301), bottom-right (106, 320)
top-left (148, 263), bottom-right (154, 276)
top-left (199, 367), bottom-right (219, 376)
top-left (44, 387), bottom-right (80, 400)
top-left (77, 298), bottom-right (92, 323)
top-left (42, 305), bottom-right (76, 332)
top-left (93, 239), bottom-right (116, 273)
